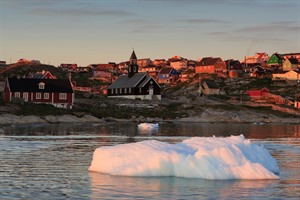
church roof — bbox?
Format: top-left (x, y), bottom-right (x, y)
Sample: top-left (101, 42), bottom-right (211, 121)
top-left (108, 72), bottom-right (147, 89)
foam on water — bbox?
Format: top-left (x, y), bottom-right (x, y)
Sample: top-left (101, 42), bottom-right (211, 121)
top-left (89, 135), bottom-right (279, 180)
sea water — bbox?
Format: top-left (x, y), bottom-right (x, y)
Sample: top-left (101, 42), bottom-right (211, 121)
top-left (0, 122), bottom-right (299, 199)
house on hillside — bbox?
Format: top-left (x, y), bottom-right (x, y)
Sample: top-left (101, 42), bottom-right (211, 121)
top-left (153, 59), bottom-right (167, 66)
top-left (201, 80), bottom-right (220, 95)
top-left (282, 58), bottom-right (298, 71)
top-left (283, 53), bottom-right (300, 67)
top-left (195, 57), bottom-right (226, 74)
top-left (92, 64), bottom-right (115, 78)
top-left (107, 50), bottom-right (161, 100)
top-left (225, 59), bottom-right (243, 71)
top-left (179, 69), bottom-right (195, 82)
top-left (59, 63), bottom-right (78, 72)
top-left (169, 57), bottom-right (187, 70)
top-left (246, 87), bottom-right (270, 99)
top-left (244, 52), bottom-right (269, 65)
top-left (157, 67), bottom-right (178, 84)
top-left (272, 70), bottom-right (300, 81)
top-left (139, 65), bottom-right (160, 77)
top-left (137, 58), bottom-right (152, 67)
top-left (267, 53), bottom-right (284, 67)
top-left (249, 66), bottom-right (265, 77)
top-left (32, 71), bottom-right (57, 79)
top-left (4, 78), bottom-right (74, 109)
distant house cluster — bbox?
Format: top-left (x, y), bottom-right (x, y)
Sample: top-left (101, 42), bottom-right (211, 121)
top-left (1, 50), bottom-right (300, 109)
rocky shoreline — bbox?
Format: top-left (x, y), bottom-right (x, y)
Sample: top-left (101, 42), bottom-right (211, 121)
top-left (1, 108), bottom-right (300, 125)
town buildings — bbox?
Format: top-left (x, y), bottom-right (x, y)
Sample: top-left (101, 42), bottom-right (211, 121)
top-left (107, 50), bottom-right (161, 100)
top-left (4, 78), bottom-right (74, 109)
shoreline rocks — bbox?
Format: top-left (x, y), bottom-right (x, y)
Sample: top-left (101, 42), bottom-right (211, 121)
top-left (0, 109), bottom-right (299, 125)
top-left (0, 114), bottom-right (105, 125)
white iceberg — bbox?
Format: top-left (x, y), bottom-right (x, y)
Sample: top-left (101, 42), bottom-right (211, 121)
top-left (89, 135), bottom-right (279, 180)
top-left (138, 123), bottom-right (159, 130)
top-left (137, 123), bottom-right (159, 134)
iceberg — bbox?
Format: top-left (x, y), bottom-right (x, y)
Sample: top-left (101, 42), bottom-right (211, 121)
top-left (137, 123), bottom-right (159, 134)
top-left (89, 135), bottom-right (279, 180)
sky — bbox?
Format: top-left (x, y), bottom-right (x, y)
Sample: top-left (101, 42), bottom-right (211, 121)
top-left (0, 0), bottom-right (299, 66)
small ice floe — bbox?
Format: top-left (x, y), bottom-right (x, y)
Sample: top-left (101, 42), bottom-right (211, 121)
top-left (138, 123), bottom-right (159, 130)
top-left (137, 123), bottom-right (159, 134)
top-left (89, 135), bottom-right (279, 180)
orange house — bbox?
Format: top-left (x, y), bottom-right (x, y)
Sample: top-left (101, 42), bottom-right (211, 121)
top-left (195, 57), bottom-right (226, 74)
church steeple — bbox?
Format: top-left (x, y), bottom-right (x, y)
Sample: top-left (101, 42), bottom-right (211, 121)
top-left (128, 50), bottom-right (138, 77)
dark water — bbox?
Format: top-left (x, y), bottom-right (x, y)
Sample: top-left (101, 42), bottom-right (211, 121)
top-left (0, 122), bottom-right (299, 199)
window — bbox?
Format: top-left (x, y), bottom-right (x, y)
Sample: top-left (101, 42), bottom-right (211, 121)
top-left (119, 88), bottom-right (122, 94)
top-left (44, 93), bottom-right (49, 99)
top-left (139, 88), bottom-right (142, 93)
top-left (124, 88), bottom-right (127, 94)
top-left (129, 88), bottom-right (131, 93)
top-left (36, 93), bottom-right (41, 99)
top-left (59, 93), bottom-right (67, 100)
top-left (111, 89), bottom-right (114, 94)
top-left (15, 92), bottom-right (20, 98)
top-left (38, 82), bottom-right (45, 89)
top-left (23, 93), bottom-right (28, 101)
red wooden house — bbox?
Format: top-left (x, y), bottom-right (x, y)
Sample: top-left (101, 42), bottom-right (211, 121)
top-left (195, 57), bottom-right (227, 74)
top-left (4, 78), bottom-right (74, 109)
top-left (92, 64), bottom-right (115, 78)
top-left (246, 87), bottom-right (270, 99)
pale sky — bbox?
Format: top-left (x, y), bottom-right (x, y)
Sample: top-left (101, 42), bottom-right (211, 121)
top-left (1, 0), bottom-right (299, 66)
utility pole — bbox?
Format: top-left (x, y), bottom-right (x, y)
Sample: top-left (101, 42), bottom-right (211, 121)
top-left (295, 73), bottom-right (299, 108)
top-left (240, 90), bottom-right (243, 104)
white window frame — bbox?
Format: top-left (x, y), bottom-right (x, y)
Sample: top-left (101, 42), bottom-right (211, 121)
top-left (120, 88), bottom-right (122, 94)
top-left (44, 93), bottom-right (49, 99)
top-left (23, 92), bottom-right (28, 101)
top-left (129, 88), bottom-right (131, 93)
top-left (139, 88), bottom-right (142, 93)
top-left (111, 89), bottom-right (114, 94)
top-left (38, 82), bottom-right (45, 89)
top-left (15, 92), bottom-right (20, 98)
top-left (36, 93), bottom-right (41, 99)
top-left (124, 88), bottom-right (127, 94)
top-left (59, 93), bottom-right (67, 100)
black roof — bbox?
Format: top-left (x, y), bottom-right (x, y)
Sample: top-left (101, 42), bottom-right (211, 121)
top-left (108, 73), bottom-right (147, 89)
top-left (159, 67), bottom-right (173, 75)
top-left (108, 72), bottom-right (161, 89)
top-left (288, 58), bottom-right (299, 64)
top-left (7, 78), bottom-right (73, 93)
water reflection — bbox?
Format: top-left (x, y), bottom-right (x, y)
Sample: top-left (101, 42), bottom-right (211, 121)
top-left (2, 122), bottom-right (300, 139)
top-left (1, 123), bottom-right (299, 199)
top-left (89, 172), bottom-right (277, 199)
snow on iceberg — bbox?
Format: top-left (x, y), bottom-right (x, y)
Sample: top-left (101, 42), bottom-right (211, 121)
top-left (88, 135), bottom-right (279, 180)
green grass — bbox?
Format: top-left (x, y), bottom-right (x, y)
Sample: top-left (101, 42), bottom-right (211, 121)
top-left (15, 103), bottom-right (71, 116)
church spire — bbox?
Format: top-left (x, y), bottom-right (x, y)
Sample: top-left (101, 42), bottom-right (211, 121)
top-left (130, 50), bottom-right (137, 65)
top-left (128, 50), bottom-right (138, 77)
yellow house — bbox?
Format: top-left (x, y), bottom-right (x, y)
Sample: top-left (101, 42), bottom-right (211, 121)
top-left (282, 58), bottom-right (298, 71)
top-left (272, 70), bottom-right (299, 81)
